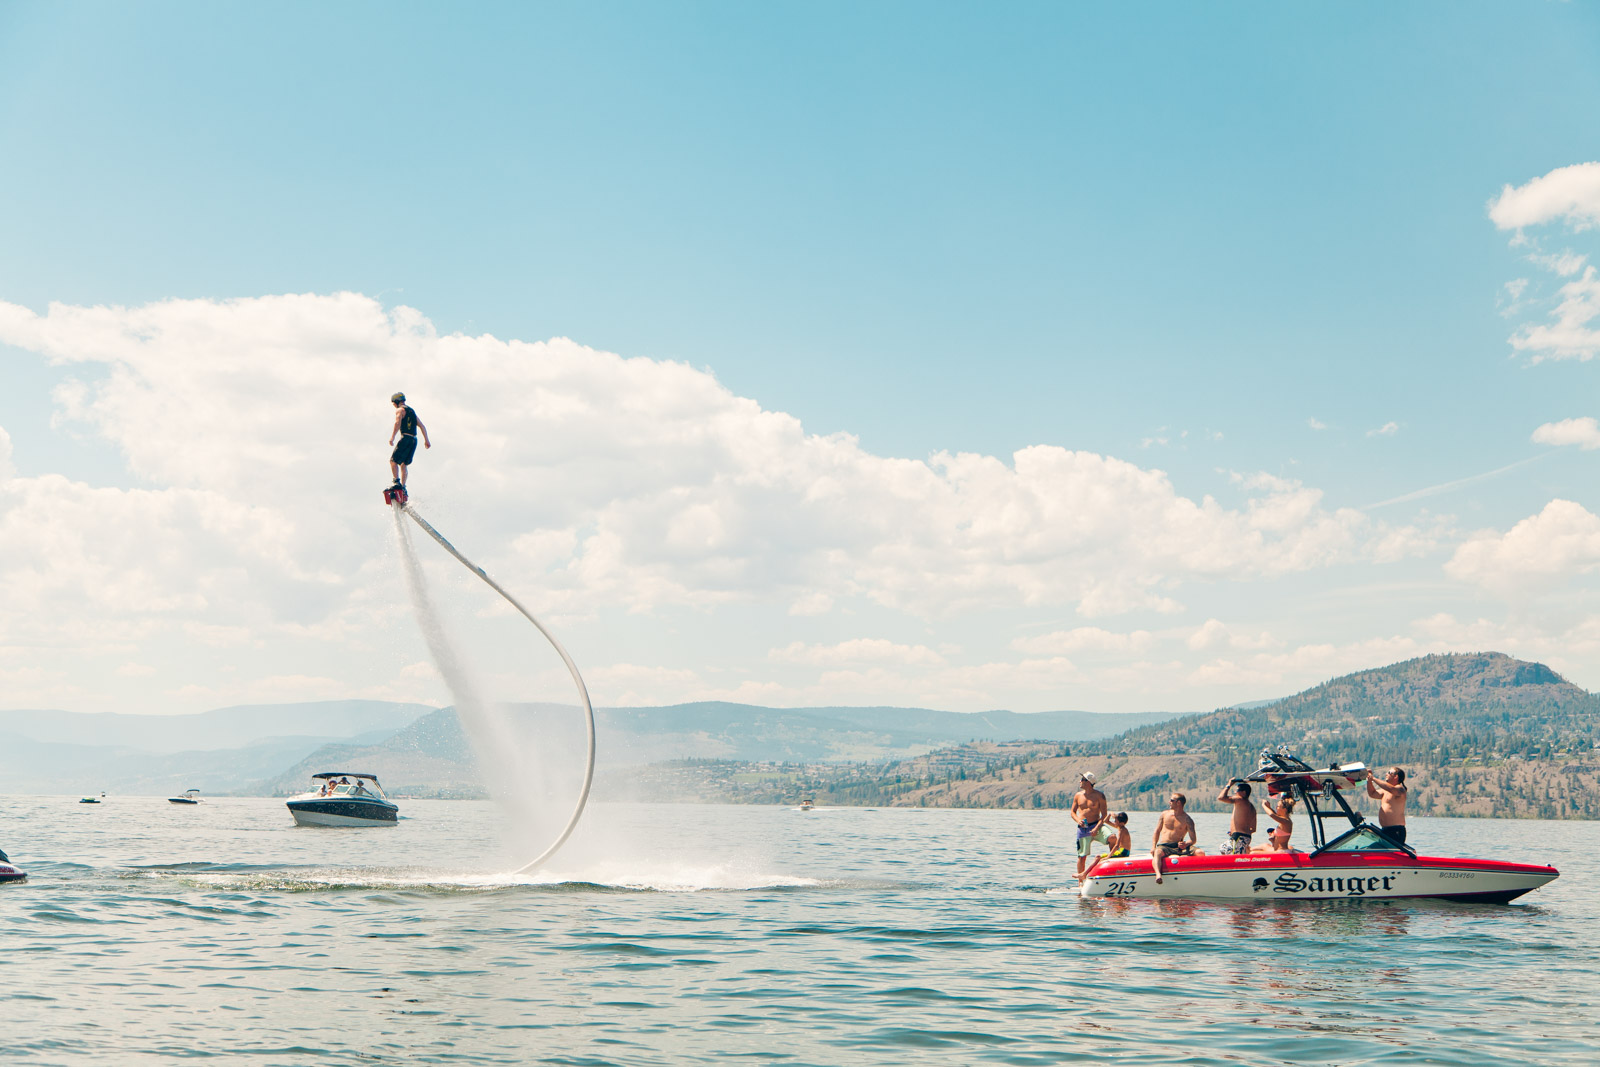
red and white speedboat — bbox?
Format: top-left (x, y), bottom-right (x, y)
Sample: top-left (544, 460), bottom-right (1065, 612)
top-left (1079, 751), bottom-right (1558, 904)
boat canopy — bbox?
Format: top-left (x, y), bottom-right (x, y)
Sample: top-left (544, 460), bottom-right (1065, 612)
top-left (311, 771), bottom-right (383, 781)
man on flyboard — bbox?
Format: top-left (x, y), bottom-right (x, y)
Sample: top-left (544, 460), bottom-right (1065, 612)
top-left (385, 392), bottom-right (430, 505)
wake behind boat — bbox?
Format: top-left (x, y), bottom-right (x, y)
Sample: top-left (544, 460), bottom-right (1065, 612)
top-left (285, 772), bottom-right (399, 827)
top-left (1079, 750), bottom-right (1558, 904)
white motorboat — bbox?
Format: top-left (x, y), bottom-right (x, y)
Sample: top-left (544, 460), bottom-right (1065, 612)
top-left (0, 847), bottom-right (25, 884)
top-left (285, 772), bottom-right (399, 827)
top-left (1079, 750), bottom-right (1558, 904)
top-left (168, 789), bottom-right (203, 805)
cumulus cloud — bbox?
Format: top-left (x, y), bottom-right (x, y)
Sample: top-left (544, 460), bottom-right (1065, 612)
top-left (1489, 162), bottom-right (1600, 232)
top-left (1185, 619), bottom-right (1278, 652)
top-left (1307, 417), bottom-right (1327, 431)
top-left (1367, 421), bottom-right (1400, 438)
top-left (1532, 416), bottom-right (1600, 450)
top-left (0, 293), bottom-right (1431, 637)
top-left (1445, 499), bottom-right (1600, 596)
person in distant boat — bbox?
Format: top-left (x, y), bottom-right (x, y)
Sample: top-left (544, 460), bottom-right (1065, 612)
top-left (1070, 772), bottom-right (1111, 881)
top-left (1217, 779), bottom-right (1257, 854)
top-left (1367, 766), bottom-right (1408, 845)
top-left (388, 392), bottom-right (431, 489)
top-left (1084, 812), bottom-right (1132, 878)
top-left (1260, 793), bottom-right (1295, 850)
top-left (1151, 793), bottom-right (1199, 884)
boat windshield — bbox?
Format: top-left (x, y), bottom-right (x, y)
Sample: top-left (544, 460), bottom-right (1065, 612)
top-left (1319, 826), bottom-right (1407, 853)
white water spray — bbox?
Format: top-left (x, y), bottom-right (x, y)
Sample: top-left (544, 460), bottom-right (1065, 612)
top-left (392, 502), bottom-right (595, 873)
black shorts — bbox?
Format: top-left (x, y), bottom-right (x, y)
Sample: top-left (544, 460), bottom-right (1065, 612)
top-left (1382, 825), bottom-right (1406, 846)
top-left (392, 434), bottom-right (418, 465)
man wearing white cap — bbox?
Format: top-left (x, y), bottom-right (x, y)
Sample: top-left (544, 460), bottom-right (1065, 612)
top-left (1069, 771), bottom-right (1110, 881)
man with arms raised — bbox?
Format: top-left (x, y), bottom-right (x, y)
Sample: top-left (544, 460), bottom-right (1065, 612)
top-left (1151, 792), bottom-right (1199, 884)
top-left (1216, 779), bottom-right (1256, 854)
top-left (1069, 772), bottom-right (1110, 882)
top-left (1366, 766), bottom-right (1408, 845)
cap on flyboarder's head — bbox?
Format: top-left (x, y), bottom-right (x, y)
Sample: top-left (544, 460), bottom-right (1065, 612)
top-left (391, 392), bottom-right (406, 404)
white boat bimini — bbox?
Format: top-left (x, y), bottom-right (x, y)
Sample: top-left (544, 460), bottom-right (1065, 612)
top-left (285, 772), bottom-right (399, 827)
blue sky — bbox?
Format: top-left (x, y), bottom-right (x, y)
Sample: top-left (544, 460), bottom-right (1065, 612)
top-left (4, 2), bottom-right (1600, 716)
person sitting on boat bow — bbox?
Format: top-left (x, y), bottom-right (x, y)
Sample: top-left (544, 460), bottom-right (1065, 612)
top-left (1151, 793), bottom-right (1200, 884)
top-left (1217, 779), bottom-right (1256, 854)
top-left (1083, 812), bottom-right (1131, 878)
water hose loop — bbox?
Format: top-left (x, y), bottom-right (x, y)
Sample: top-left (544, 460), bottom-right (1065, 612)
top-left (397, 501), bottom-right (596, 873)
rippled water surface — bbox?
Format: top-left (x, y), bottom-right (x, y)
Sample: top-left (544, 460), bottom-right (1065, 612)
top-left (1, 797), bottom-right (1594, 1065)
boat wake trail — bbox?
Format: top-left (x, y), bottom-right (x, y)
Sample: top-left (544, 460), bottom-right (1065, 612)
top-left (391, 502), bottom-right (596, 873)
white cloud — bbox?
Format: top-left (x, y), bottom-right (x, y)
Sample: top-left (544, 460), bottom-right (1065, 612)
top-left (0, 293), bottom-right (1429, 637)
top-left (1532, 416), bottom-right (1600, 450)
top-left (770, 638), bottom-right (946, 667)
top-left (1011, 627), bottom-right (1152, 656)
top-left (1489, 163), bottom-right (1600, 231)
top-left (1307, 417), bottom-right (1327, 431)
top-left (1508, 266), bottom-right (1600, 361)
top-left (1531, 252), bottom-right (1589, 277)
top-left (1445, 499), bottom-right (1600, 596)
top-left (1366, 421), bottom-right (1399, 438)
top-left (1185, 619), bottom-right (1278, 652)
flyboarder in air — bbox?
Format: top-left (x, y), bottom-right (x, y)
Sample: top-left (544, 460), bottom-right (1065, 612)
top-left (386, 392), bottom-right (430, 503)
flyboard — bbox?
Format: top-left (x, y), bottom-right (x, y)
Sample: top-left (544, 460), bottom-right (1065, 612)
top-left (385, 483), bottom-right (596, 873)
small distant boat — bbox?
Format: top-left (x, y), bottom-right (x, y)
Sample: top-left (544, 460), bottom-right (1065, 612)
top-left (798, 797), bottom-right (815, 812)
top-left (286, 772), bottom-right (399, 827)
top-left (79, 793), bottom-right (105, 804)
top-left (168, 789), bottom-right (203, 805)
top-left (0, 848), bottom-right (25, 884)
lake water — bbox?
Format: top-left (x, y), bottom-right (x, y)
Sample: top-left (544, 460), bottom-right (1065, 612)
top-left (1, 797), bottom-right (1594, 1066)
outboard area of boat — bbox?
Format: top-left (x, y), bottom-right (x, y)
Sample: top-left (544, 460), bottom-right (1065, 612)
top-left (285, 772), bottom-right (399, 827)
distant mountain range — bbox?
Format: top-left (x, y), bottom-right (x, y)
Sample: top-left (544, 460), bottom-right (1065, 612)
top-left (0, 699), bottom-right (1177, 797)
top-left (250, 702), bottom-right (1179, 796)
top-left (719, 653), bottom-right (1600, 821)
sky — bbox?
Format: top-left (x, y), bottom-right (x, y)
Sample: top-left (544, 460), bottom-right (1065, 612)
top-left (4, 1), bottom-right (1600, 718)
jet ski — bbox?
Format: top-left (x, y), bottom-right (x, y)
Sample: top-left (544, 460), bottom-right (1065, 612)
top-left (0, 848), bottom-right (26, 884)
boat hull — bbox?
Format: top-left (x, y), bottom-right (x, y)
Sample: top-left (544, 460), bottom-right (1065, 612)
top-left (1079, 851), bottom-right (1558, 904)
top-left (286, 798), bottom-right (398, 827)
top-left (0, 863), bottom-right (26, 883)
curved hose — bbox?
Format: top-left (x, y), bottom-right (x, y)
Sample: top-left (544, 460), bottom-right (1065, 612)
top-left (398, 501), bottom-right (596, 873)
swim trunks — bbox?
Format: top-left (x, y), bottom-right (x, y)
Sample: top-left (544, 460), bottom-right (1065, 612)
top-left (1381, 825), bottom-right (1407, 846)
top-left (1076, 820), bottom-right (1112, 858)
top-left (392, 434), bottom-right (418, 465)
top-left (1154, 841), bottom-right (1192, 856)
top-left (1221, 831), bottom-right (1252, 855)
top-left (1107, 846), bottom-right (1129, 859)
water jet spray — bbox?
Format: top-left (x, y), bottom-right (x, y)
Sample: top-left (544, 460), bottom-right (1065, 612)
top-left (391, 499), bottom-right (596, 873)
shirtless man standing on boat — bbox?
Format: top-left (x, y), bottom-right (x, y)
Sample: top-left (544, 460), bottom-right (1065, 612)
top-left (1217, 779), bottom-right (1256, 854)
top-left (1151, 793), bottom-right (1198, 884)
top-left (1070, 773), bottom-right (1110, 881)
top-left (1367, 766), bottom-right (1408, 845)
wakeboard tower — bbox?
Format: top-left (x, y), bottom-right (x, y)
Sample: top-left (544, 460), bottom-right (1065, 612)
top-left (1078, 749), bottom-right (1558, 904)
